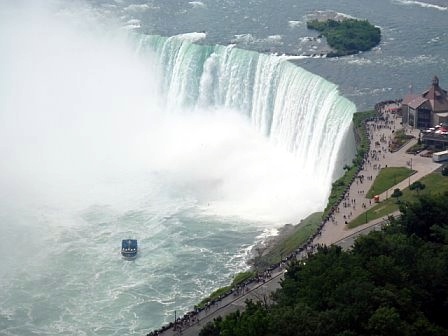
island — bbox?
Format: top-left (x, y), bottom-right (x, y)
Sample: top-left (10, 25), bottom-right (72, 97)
top-left (306, 18), bottom-right (381, 57)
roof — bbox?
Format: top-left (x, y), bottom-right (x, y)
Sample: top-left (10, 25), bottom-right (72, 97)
top-left (422, 76), bottom-right (448, 112)
top-left (402, 94), bottom-right (419, 106)
top-left (403, 76), bottom-right (448, 112)
top-left (407, 96), bottom-right (429, 109)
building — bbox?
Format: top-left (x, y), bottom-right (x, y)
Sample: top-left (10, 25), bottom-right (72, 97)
top-left (402, 76), bottom-right (448, 129)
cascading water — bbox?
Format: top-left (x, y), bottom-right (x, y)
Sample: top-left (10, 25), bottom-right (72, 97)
top-left (0, 3), bottom-right (356, 334)
top-left (138, 34), bottom-right (355, 183)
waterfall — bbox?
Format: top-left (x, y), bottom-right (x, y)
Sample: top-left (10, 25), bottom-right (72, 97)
top-left (137, 34), bottom-right (356, 185)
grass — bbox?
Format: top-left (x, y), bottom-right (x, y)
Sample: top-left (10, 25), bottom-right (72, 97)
top-left (196, 211), bottom-right (323, 307)
top-left (256, 212), bottom-right (323, 267)
top-left (406, 142), bottom-right (427, 154)
top-left (348, 171), bottom-right (448, 228)
top-left (195, 210), bottom-right (330, 308)
top-left (366, 167), bottom-right (415, 198)
top-left (196, 270), bottom-right (256, 308)
top-left (231, 271), bottom-right (256, 287)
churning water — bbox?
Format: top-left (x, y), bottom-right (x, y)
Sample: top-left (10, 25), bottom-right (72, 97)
top-left (8, 0), bottom-right (446, 333)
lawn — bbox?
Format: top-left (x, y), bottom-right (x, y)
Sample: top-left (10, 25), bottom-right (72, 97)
top-left (349, 171), bottom-right (448, 228)
top-left (366, 166), bottom-right (415, 198)
top-left (258, 212), bottom-right (322, 266)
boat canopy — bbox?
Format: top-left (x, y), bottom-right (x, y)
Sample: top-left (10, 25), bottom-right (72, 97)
top-left (122, 239), bottom-right (137, 251)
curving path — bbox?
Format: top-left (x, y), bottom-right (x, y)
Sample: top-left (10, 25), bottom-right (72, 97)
top-left (150, 105), bottom-right (442, 336)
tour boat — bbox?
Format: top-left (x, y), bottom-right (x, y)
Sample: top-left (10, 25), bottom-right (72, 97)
top-left (121, 239), bottom-right (138, 260)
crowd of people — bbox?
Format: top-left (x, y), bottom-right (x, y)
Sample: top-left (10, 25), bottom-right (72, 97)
top-left (145, 263), bottom-right (286, 336)
top-left (146, 101), bottom-right (403, 336)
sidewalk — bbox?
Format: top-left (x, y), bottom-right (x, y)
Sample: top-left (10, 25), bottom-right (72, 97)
top-left (151, 106), bottom-right (442, 336)
top-left (313, 106), bottom-right (440, 246)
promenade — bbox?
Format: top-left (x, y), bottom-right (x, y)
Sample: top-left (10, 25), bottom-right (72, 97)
top-left (148, 104), bottom-right (442, 336)
top-left (314, 104), bottom-right (440, 246)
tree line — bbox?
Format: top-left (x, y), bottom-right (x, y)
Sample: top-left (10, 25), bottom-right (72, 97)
top-left (200, 191), bottom-right (448, 336)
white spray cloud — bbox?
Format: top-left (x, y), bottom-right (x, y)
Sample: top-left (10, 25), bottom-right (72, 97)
top-left (0, 0), bottom-right (324, 226)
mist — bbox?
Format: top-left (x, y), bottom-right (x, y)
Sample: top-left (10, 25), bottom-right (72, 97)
top-left (0, 2), bottom-right (349, 333)
top-left (0, 1), bottom-right (326, 231)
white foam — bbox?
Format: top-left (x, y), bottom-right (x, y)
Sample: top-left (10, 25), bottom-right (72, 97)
top-left (189, 1), bottom-right (206, 8)
top-left (231, 33), bottom-right (255, 44)
top-left (121, 23), bottom-right (140, 30)
top-left (305, 10), bottom-right (360, 22)
top-left (124, 4), bottom-right (159, 12)
top-left (345, 58), bottom-right (373, 65)
top-left (174, 31), bottom-right (207, 42)
top-left (278, 54), bottom-right (326, 60)
top-left (267, 34), bottom-right (282, 41)
top-left (288, 20), bottom-right (302, 28)
top-left (126, 18), bottom-right (140, 25)
top-left (394, 0), bottom-right (447, 10)
top-left (298, 36), bottom-right (321, 43)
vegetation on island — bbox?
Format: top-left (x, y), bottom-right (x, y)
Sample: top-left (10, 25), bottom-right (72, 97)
top-left (200, 192), bottom-right (448, 336)
top-left (307, 19), bottom-right (381, 57)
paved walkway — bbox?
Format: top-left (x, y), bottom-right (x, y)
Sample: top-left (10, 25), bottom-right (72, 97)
top-left (150, 218), bottom-right (391, 336)
top-left (313, 106), bottom-right (440, 246)
top-left (149, 105), bottom-right (442, 336)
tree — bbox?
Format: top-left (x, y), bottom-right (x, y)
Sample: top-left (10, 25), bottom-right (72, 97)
top-left (367, 307), bottom-right (404, 336)
top-left (199, 321), bottom-right (220, 336)
top-left (200, 194), bottom-right (448, 336)
top-left (410, 181), bottom-right (426, 194)
top-left (399, 193), bottom-right (448, 242)
top-left (442, 165), bottom-right (448, 176)
top-left (391, 188), bottom-right (403, 203)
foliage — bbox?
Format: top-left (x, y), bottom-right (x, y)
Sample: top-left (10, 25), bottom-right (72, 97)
top-left (442, 165), bottom-right (448, 176)
top-left (366, 167), bottom-right (414, 198)
top-left (197, 272), bottom-right (256, 309)
top-left (406, 142), bottom-right (427, 154)
top-left (201, 194), bottom-right (448, 336)
top-left (391, 188), bottom-right (403, 202)
top-left (197, 286), bottom-right (232, 309)
top-left (231, 271), bottom-right (256, 287)
top-left (409, 181), bottom-right (425, 193)
top-left (256, 212), bottom-right (322, 267)
top-left (390, 129), bottom-right (414, 152)
top-left (307, 19), bottom-right (381, 57)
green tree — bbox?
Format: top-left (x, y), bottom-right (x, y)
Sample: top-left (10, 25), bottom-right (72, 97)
top-left (391, 188), bottom-right (403, 203)
top-left (442, 165), bottom-right (448, 176)
top-left (367, 307), bottom-right (404, 336)
top-left (410, 181), bottom-right (426, 194)
top-left (200, 194), bottom-right (448, 336)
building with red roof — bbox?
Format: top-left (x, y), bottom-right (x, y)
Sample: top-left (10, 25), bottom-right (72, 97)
top-left (402, 76), bottom-right (448, 129)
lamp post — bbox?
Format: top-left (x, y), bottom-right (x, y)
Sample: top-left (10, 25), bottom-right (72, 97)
top-left (408, 158), bottom-right (413, 187)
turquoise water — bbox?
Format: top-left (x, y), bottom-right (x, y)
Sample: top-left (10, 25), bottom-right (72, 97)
top-left (1, 0), bottom-right (446, 334)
